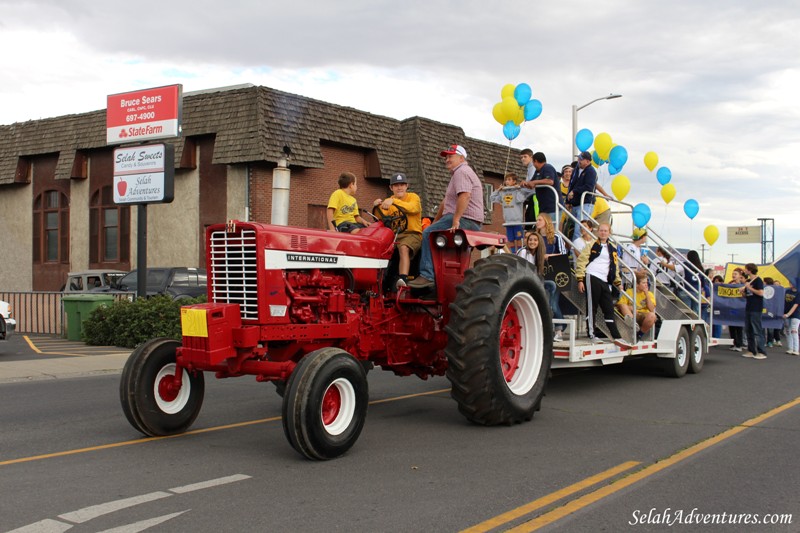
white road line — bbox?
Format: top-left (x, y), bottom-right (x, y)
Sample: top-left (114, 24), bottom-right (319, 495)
top-left (168, 474), bottom-right (252, 494)
top-left (95, 510), bottom-right (188, 533)
top-left (6, 518), bottom-right (73, 532)
top-left (57, 492), bottom-right (172, 524)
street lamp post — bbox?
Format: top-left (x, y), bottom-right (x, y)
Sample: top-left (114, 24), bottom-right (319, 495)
top-left (571, 94), bottom-right (622, 160)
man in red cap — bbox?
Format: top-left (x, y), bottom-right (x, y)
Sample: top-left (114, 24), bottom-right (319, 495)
top-left (409, 144), bottom-right (484, 289)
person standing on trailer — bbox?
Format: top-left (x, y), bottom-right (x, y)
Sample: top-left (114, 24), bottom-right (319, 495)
top-left (575, 223), bottom-right (625, 343)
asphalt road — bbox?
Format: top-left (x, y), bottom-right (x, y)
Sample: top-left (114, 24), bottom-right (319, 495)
top-left (0, 335), bottom-right (798, 532)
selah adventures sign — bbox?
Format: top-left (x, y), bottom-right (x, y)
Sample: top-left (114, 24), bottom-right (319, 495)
top-left (106, 85), bottom-right (182, 144)
top-left (113, 144), bottom-right (175, 205)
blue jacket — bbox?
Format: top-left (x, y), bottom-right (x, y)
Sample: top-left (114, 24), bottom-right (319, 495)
top-left (567, 165), bottom-right (597, 206)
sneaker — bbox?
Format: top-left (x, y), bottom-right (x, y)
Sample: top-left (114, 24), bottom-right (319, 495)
top-left (553, 330), bottom-right (563, 342)
top-left (408, 275), bottom-right (434, 289)
top-left (775, 341), bottom-right (782, 347)
top-left (728, 346), bottom-right (738, 352)
top-left (741, 352), bottom-right (754, 358)
top-left (792, 351), bottom-right (799, 356)
top-left (734, 346), bottom-right (743, 352)
top-left (766, 342), bottom-right (773, 348)
top-left (786, 350), bottom-right (794, 355)
top-left (753, 353), bottom-right (767, 360)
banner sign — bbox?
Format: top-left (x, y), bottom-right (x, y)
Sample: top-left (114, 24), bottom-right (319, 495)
top-left (712, 283), bottom-right (784, 328)
top-left (727, 226), bottom-right (761, 244)
top-left (113, 144), bottom-right (174, 204)
top-left (544, 253), bottom-right (572, 293)
top-left (106, 84), bottom-right (182, 144)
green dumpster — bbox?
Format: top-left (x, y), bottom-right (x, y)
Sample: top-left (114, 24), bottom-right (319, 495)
top-left (62, 294), bottom-right (115, 341)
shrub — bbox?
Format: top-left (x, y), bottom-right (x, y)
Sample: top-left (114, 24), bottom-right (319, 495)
top-left (82, 294), bottom-right (207, 348)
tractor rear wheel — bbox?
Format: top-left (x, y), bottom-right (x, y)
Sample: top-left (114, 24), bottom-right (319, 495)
top-left (282, 347), bottom-right (369, 460)
top-left (445, 255), bottom-right (552, 425)
top-left (120, 338), bottom-right (205, 436)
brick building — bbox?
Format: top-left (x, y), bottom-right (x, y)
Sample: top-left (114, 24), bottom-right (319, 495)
top-left (0, 84), bottom-right (519, 291)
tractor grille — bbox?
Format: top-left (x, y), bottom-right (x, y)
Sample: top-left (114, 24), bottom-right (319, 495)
top-left (209, 228), bottom-right (258, 320)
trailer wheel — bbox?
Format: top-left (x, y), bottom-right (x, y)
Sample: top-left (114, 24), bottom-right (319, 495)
top-left (689, 327), bottom-right (706, 374)
top-left (445, 255), bottom-right (552, 425)
top-left (664, 327), bottom-right (691, 378)
top-left (282, 347), bottom-right (368, 460)
top-left (120, 338), bottom-right (205, 436)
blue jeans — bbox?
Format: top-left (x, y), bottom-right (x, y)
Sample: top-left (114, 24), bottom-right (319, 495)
top-left (544, 280), bottom-right (564, 330)
top-left (418, 213), bottom-right (482, 280)
top-left (745, 311), bottom-right (766, 355)
top-left (570, 204), bottom-right (594, 241)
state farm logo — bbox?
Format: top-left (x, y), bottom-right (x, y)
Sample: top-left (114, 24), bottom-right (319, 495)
top-left (118, 129), bottom-right (129, 139)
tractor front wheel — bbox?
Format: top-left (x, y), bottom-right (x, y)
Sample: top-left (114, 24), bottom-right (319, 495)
top-left (445, 255), bottom-right (552, 425)
top-left (119, 338), bottom-right (205, 436)
top-left (282, 347), bottom-right (369, 460)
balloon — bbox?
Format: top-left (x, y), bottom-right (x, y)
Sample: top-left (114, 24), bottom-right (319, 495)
top-left (513, 106), bottom-right (525, 125)
top-left (514, 83), bottom-right (532, 106)
top-left (660, 183), bottom-right (676, 204)
top-left (704, 225), bottom-right (719, 246)
top-left (608, 164), bottom-right (621, 175)
top-left (501, 84), bottom-right (515, 99)
top-left (575, 128), bottom-right (594, 152)
top-left (594, 132), bottom-right (613, 160)
top-left (501, 96), bottom-right (520, 122)
top-left (644, 151), bottom-right (658, 172)
top-left (683, 199), bottom-right (699, 220)
top-left (632, 203), bottom-right (652, 228)
top-left (523, 99), bottom-right (542, 121)
top-left (609, 145), bottom-right (628, 170)
top-left (592, 150), bottom-right (604, 166)
top-left (656, 166), bottom-right (672, 185)
top-left (491, 102), bottom-right (506, 125)
top-left (503, 120), bottom-right (521, 141)
top-left (611, 175), bottom-right (631, 201)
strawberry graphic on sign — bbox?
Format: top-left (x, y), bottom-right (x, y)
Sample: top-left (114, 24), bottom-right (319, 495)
top-left (117, 180), bottom-right (128, 197)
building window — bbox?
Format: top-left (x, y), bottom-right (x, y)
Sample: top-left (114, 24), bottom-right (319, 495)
top-left (90, 186), bottom-right (130, 264)
top-left (33, 190), bottom-right (69, 263)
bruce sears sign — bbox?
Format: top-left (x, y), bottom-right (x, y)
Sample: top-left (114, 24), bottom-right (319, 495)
top-left (113, 144), bottom-right (175, 205)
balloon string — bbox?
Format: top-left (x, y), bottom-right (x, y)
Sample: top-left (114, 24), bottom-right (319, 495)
top-left (503, 142), bottom-right (512, 178)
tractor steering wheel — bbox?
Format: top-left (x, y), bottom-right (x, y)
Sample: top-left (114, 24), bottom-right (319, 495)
top-left (372, 205), bottom-right (408, 235)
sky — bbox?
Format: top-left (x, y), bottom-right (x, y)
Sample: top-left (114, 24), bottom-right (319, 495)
top-left (2, 0), bottom-right (799, 267)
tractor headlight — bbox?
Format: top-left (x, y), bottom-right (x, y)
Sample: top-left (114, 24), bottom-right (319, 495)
top-left (434, 235), bottom-right (448, 248)
top-left (453, 233), bottom-right (465, 247)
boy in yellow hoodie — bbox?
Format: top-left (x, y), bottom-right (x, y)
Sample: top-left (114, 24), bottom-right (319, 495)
top-left (374, 173), bottom-right (422, 288)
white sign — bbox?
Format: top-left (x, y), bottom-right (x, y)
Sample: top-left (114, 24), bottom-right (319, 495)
top-left (106, 85), bottom-right (182, 145)
top-left (113, 144), bottom-right (174, 204)
top-left (727, 225), bottom-right (761, 244)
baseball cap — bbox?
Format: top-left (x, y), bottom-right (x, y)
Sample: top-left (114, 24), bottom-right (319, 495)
top-left (440, 144), bottom-right (468, 158)
top-left (578, 151), bottom-right (592, 161)
top-left (390, 173), bottom-right (408, 185)
top-left (632, 227), bottom-right (648, 240)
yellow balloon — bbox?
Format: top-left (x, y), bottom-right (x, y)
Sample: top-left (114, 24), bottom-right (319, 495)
top-left (704, 225), bottom-right (719, 246)
top-left (513, 106), bottom-right (525, 125)
top-left (611, 175), bottom-right (631, 201)
top-left (660, 183), bottom-right (676, 204)
top-left (594, 132), bottom-right (613, 161)
top-left (492, 102), bottom-right (506, 125)
top-left (644, 151), bottom-right (659, 172)
top-left (501, 96), bottom-right (520, 123)
top-left (501, 84), bottom-right (516, 99)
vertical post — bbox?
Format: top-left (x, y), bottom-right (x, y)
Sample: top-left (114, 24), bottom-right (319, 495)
top-left (137, 204), bottom-right (147, 299)
top-left (699, 244), bottom-right (707, 262)
top-left (571, 104), bottom-right (578, 161)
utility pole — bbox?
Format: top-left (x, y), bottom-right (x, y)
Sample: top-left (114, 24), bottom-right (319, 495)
top-left (757, 218), bottom-right (774, 264)
top-left (729, 253), bottom-right (737, 264)
top-left (699, 244), bottom-right (707, 263)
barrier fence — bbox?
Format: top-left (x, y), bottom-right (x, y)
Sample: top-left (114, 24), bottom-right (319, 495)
top-left (0, 292), bottom-right (134, 336)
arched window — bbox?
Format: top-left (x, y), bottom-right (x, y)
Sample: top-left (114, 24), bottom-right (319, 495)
top-left (90, 186), bottom-right (130, 264)
top-left (33, 190), bottom-right (69, 263)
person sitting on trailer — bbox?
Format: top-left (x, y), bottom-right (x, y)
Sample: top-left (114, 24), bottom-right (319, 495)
top-left (575, 222), bottom-right (626, 344)
top-left (616, 270), bottom-right (657, 340)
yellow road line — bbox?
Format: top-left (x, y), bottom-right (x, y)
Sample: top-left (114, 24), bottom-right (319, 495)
top-left (508, 395), bottom-right (800, 532)
top-left (23, 335), bottom-right (42, 354)
top-left (461, 461), bottom-right (640, 533)
top-left (0, 387), bottom-right (451, 467)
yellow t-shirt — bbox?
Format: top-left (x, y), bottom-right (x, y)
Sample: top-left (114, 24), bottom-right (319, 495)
top-left (625, 288), bottom-right (656, 314)
top-left (592, 197), bottom-right (610, 218)
top-left (385, 192), bottom-right (422, 234)
top-left (328, 189), bottom-right (359, 225)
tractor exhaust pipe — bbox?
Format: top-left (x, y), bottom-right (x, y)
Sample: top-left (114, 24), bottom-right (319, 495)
top-left (271, 149), bottom-right (291, 225)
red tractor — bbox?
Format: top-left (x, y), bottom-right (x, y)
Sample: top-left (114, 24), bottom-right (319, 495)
top-left (120, 213), bottom-right (553, 459)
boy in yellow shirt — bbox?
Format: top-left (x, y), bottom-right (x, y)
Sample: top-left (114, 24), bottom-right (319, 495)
top-left (327, 172), bottom-right (367, 233)
top-left (616, 270), bottom-right (657, 339)
top-left (374, 173), bottom-right (422, 288)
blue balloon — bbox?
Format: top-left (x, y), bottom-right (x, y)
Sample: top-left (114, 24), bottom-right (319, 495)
top-left (656, 167), bottom-right (672, 185)
top-left (523, 99), bottom-right (542, 121)
top-left (592, 150), bottom-right (604, 166)
top-left (503, 120), bottom-right (520, 141)
top-left (514, 83), bottom-right (532, 106)
top-left (608, 164), bottom-right (620, 175)
top-left (632, 203), bottom-right (652, 228)
top-left (683, 199), bottom-right (699, 220)
top-left (609, 145), bottom-right (628, 170)
top-left (575, 128), bottom-right (593, 152)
